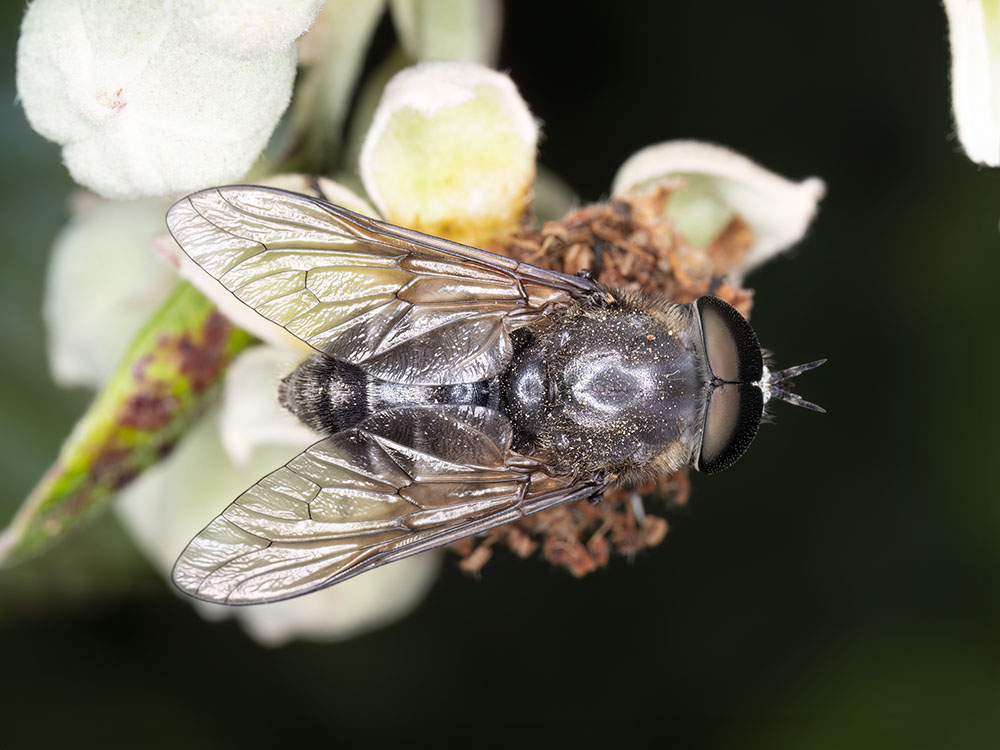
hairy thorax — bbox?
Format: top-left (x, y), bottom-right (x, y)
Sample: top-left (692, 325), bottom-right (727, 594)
top-left (501, 299), bottom-right (703, 482)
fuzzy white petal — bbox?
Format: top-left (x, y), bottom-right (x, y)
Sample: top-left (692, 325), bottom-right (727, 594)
top-left (944, 0), bottom-right (1000, 166)
top-left (612, 140), bottom-right (825, 272)
top-left (219, 345), bottom-right (315, 466)
top-left (116, 394), bottom-right (440, 646)
top-left (170, 0), bottom-right (325, 56)
top-left (359, 61), bottom-right (538, 244)
top-left (17, 0), bottom-right (296, 199)
top-left (44, 195), bottom-right (178, 388)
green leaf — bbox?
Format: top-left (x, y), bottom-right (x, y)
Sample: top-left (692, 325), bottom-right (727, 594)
top-left (389, 0), bottom-right (502, 65)
top-left (0, 282), bottom-right (253, 566)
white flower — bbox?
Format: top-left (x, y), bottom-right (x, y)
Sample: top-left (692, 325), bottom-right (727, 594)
top-left (612, 140), bottom-right (825, 273)
top-left (216, 344), bottom-right (316, 467)
top-left (16, 0), bottom-right (298, 199)
top-left (943, 0), bottom-right (1000, 166)
top-left (115, 344), bottom-right (441, 647)
top-left (360, 61), bottom-right (539, 245)
top-left (170, 0), bottom-right (325, 56)
top-left (45, 194), bottom-right (178, 388)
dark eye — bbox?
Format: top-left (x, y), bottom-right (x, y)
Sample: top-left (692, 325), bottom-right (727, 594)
top-left (696, 296), bottom-right (763, 383)
top-left (697, 383), bottom-right (764, 473)
top-left (695, 296), bottom-right (766, 473)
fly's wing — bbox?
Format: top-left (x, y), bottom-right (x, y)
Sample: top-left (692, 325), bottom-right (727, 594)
top-left (172, 405), bottom-right (608, 605)
top-left (166, 186), bottom-right (605, 384)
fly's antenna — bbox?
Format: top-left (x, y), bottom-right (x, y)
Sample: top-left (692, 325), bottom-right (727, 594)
top-left (762, 358), bottom-right (826, 413)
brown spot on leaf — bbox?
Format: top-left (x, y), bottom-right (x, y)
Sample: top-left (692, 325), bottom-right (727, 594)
top-left (177, 311), bottom-right (231, 392)
top-left (131, 353), bottom-right (154, 382)
top-left (120, 390), bottom-right (177, 431)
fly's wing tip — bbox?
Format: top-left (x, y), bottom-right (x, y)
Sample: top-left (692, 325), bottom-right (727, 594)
top-left (170, 516), bottom-right (272, 606)
top-left (170, 558), bottom-right (212, 604)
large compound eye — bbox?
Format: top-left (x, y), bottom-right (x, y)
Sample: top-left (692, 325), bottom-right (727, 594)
top-left (697, 383), bottom-right (764, 474)
top-left (696, 296), bottom-right (764, 383)
top-left (695, 297), bottom-right (767, 473)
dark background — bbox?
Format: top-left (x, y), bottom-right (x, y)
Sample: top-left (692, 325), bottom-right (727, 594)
top-left (2, 1), bottom-right (998, 747)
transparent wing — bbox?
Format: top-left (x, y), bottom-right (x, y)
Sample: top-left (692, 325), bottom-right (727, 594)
top-left (166, 185), bottom-right (604, 384)
top-left (172, 405), bottom-right (607, 605)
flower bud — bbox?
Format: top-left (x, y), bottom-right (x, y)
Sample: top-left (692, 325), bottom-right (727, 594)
top-left (360, 61), bottom-right (538, 246)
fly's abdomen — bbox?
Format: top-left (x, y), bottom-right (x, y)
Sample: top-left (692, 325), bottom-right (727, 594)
top-left (280, 353), bottom-right (496, 435)
top-left (279, 355), bottom-right (369, 434)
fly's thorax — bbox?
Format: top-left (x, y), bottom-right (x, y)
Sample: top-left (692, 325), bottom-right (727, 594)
top-left (502, 299), bottom-right (706, 480)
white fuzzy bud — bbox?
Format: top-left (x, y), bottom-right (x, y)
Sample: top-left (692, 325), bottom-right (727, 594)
top-left (360, 61), bottom-right (538, 245)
